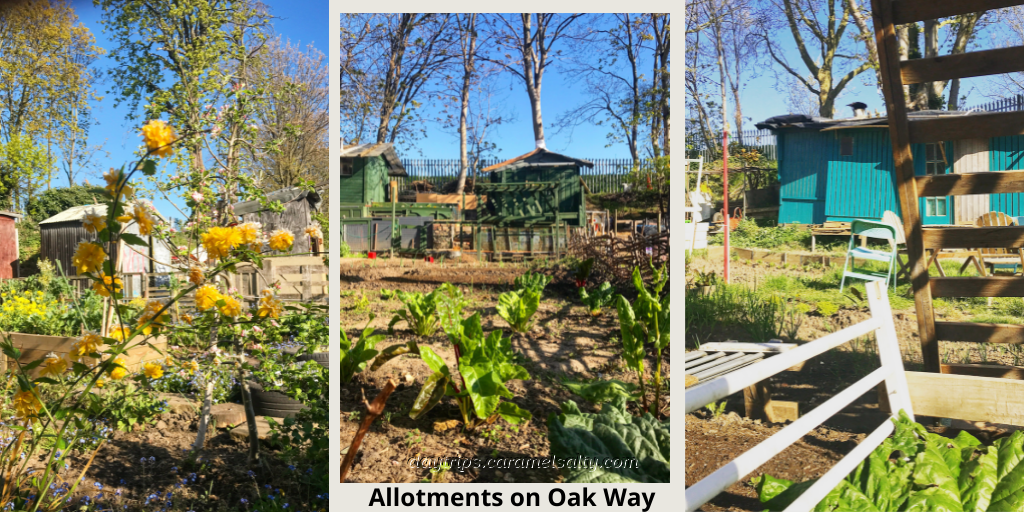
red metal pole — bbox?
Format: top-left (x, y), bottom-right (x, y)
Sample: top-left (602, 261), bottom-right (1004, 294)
top-left (723, 129), bottom-right (730, 283)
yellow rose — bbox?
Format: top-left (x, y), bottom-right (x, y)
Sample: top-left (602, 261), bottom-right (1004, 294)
top-left (188, 266), bottom-right (204, 285)
top-left (108, 357), bottom-right (128, 380)
top-left (195, 285), bottom-right (222, 311)
top-left (92, 273), bottom-right (123, 298)
top-left (141, 119), bottom-right (177, 158)
top-left (143, 362), bottom-right (163, 379)
top-left (82, 211), bottom-right (105, 234)
top-left (237, 222), bottom-right (261, 249)
top-left (200, 226), bottom-right (243, 260)
top-left (257, 289), bottom-right (282, 319)
top-left (13, 389), bottom-right (41, 421)
top-left (72, 242), bottom-right (106, 274)
top-left (40, 354), bottom-right (67, 378)
top-left (104, 169), bottom-right (133, 200)
top-left (187, 359), bottom-right (199, 375)
top-left (70, 333), bottom-right (103, 362)
top-left (133, 203), bottom-right (154, 236)
top-left (219, 295), bottom-right (242, 318)
top-left (268, 229), bottom-right (294, 252)
top-left (137, 301), bottom-right (170, 335)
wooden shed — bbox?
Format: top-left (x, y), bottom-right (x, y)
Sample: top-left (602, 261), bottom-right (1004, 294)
top-left (478, 149), bottom-right (592, 227)
top-left (233, 187), bottom-right (322, 256)
top-left (0, 212), bottom-right (21, 279)
top-left (39, 204), bottom-right (174, 293)
top-left (339, 143), bottom-right (408, 204)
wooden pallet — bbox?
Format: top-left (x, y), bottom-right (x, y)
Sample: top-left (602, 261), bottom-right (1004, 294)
top-left (871, 0), bottom-right (1024, 373)
top-left (685, 341), bottom-right (801, 422)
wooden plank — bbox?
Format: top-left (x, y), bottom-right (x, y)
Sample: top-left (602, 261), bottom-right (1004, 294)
top-left (905, 371), bottom-right (1024, 425)
top-left (922, 226), bottom-right (1024, 249)
top-left (699, 341), bottom-right (797, 353)
top-left (901, 45), bottom-right (1024, 84)
top-left (935, 322), bottom-right (1024, 344)
top-left (892, 0), bottom-right (1020, 25)
top-left (908, 111), bottom-right (1024, 144)
top-left (931, 276), bottom-right (1024, 297)
top-left (917, 169), bottom-right (1024, 197)
top-left (872, 0), bottom-right (939, 372)
top-left (941, 363), bottom-right (1024, 379)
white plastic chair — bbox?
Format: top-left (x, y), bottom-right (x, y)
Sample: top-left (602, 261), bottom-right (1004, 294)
top-left (840, 219), bottom-right (899, 292)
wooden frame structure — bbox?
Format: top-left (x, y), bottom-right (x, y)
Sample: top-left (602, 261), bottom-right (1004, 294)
top-left (871, 0), bottom-right (1024, 373)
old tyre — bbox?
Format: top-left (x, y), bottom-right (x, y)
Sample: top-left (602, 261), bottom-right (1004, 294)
top-left (297, 351), bottom-right (329, 369)
top-left (247, 381), bottom-right (306, 418)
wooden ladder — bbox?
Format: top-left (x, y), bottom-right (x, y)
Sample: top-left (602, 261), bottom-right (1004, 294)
top-left (872, 0), bottom-right (1024, 372)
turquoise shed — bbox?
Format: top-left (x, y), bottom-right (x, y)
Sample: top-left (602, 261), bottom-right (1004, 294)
top-left (757, 110), bottom-right (1023, 226)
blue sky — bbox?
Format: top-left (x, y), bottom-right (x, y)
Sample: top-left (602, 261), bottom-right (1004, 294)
top-left (349, 13), bottom-right (664, 162)
top-left (66, 0), bottom-right (329, 220)
top-left (724, 22), bottom-right (1010, 132)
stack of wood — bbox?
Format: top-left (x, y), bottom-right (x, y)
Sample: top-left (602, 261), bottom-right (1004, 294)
top-left (811, 221), bottom-right (851, 235)
top-left (440, 177), bottom-right (475, 194)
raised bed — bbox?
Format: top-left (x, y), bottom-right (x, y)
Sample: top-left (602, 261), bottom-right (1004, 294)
top-left (2, 332), bottom-right (168, 376)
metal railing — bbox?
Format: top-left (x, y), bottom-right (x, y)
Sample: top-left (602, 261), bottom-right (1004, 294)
top-left (395, 158), bottom-right (648, 194)
top-left (684, 280), bottom-right (914, 512)
top-left (966, 94), bottom-right (1024, 113)
top-left (686, 128), bottom-right (778, 162)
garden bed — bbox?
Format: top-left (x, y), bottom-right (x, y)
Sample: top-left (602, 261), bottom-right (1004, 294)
top-left (340, 262), bottom-right (670, 484)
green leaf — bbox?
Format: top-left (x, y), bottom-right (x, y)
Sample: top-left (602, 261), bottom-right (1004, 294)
top-left (409, 372), bottom-right (448, 420)
top-left (121, 233), bottom-right (150, 247)
top-left (419, 346), bottom-right (450, 377)
top-left (141, 159), bottom-right (157, 176)
top-left (496, 402), bottom-right (531, 424)
top-left (369, 341), bottom-right (419, 372)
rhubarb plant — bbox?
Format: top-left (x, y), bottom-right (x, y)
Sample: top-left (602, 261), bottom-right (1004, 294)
top-left (755, 410), bottom-right (1019, 512)
top-left (496, 289), bottom-right (541, 333)
top-left (615, 264), bottom-right (669, 415)
top-left (340, 314), bottom-right (385, 384)
top-left (579, 281), bottom-right (615, 317)
top-left (388, 286), bottom-right (445, 337)
top-left (370, 313), bottom-right (531, 429)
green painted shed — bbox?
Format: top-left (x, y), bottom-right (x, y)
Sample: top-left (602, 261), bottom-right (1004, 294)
top-left (339, 143), bottom-right (408, 204)
top-left (478, 149), bottom-right (592, 227)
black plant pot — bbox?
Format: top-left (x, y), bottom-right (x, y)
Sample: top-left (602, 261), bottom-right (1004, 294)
top-left (247, 381), bottom-right (306, 418)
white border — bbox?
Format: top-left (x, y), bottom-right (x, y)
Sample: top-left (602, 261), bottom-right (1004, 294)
top-left (334, 3), bottom-right (682, 510)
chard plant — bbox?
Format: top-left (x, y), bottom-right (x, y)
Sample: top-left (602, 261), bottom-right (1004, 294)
top-left (615, 264), bottom-right (670, 416)
top-left (371, 313), bottom-right (531, 430)
top-left (388, 287), bottom-right (445, 337)
top-left (496, 289), bottom-right (541, 333)
top-left (514, 271), bottom-right (553, 295)
top-left (755, 410), bottom-right (1012, 511)
top-left (340, 314), bottom-right (385, 385)
top-left (579, 281), bottom-right (615, 317)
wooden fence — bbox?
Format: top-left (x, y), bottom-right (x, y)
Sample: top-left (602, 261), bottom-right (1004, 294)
top-left (58, 255), bottom-right (327, 304)
top-left (395, 158), bottom-right (648, 195)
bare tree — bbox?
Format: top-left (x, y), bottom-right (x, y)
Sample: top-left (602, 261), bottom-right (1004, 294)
top-left (247, 37), bottom-right (328, 191)
top-left (455, 14), bottom-right (479, 194)
top-left (486, 13), bottom-right (585, 149)
top-left (755, 0), bottom-right (871, 118)
top-left (650, 13), bottom-right (670, 156)
top-left (559, 14), bottom-right (647, 165)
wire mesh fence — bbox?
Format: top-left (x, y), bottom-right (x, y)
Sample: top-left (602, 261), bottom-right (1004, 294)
top-left (393, 158), bottom-right (652, 194)
top-left (686, 128), bottom-right (778, 162)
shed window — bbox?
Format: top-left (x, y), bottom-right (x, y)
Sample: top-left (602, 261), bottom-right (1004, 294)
top-left (341, 160), bottom-right (353, 176)
top-left (925, 143), bottom-right (946, 175)
top-left (840, 136), bottom-right (854, 156)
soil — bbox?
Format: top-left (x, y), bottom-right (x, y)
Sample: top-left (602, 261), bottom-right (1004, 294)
top-left (48, 395), bottom-right (314, 510)
top-left (684, 256), bottom-right (1015, 511)
top-left (338, 260), bottom-right (670, 484)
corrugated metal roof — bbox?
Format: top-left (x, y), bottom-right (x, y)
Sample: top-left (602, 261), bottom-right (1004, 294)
top-left (340, 142), bottom-right (407, 176)
top-left (481, 148), bottom-right (595, 173)
top-left (39, 203), bottom-right (166, 225)
top-left (756, 109), bottom-right (976, 131)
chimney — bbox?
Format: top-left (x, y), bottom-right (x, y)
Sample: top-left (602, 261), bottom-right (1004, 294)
top-left (848, 102), bottom-right (868, 119)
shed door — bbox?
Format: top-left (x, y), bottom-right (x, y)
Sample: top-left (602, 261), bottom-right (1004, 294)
top-left (0, 218), bottom-right (16, 279)
top-left (954, 138), bottom-right (990, 224)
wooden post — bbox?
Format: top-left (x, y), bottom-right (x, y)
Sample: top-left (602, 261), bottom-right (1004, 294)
top-left (391, 180), bottom-right (397, 259)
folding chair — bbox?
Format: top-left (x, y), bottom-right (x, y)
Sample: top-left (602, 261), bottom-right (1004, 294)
top-left (840, 219), bottom-right (899, 292)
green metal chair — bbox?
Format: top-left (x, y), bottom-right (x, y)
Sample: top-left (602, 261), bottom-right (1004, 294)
top-left (840, 220), bottom-right (899, 292)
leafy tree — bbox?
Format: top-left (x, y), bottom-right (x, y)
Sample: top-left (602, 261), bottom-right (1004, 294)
top-left (24, 184), bottom-right (106, 224)
top-left (0, 134), bottom-right (50, 210)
